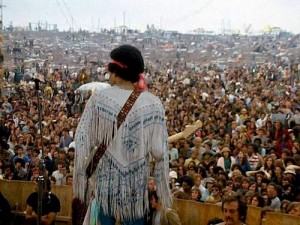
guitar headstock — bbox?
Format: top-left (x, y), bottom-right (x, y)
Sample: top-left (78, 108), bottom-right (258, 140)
top-left (181, 120), bottom-right (203, 139)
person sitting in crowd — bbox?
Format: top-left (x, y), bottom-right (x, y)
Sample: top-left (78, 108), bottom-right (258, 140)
top-left (217, 147), bottom-right (235, 174)
top-left (173, 176), bottom-right (194, 200)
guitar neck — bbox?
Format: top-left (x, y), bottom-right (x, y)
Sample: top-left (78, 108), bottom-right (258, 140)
top-left (168, 120), bottom-right (202, 143)
top-left (168, 132), bottom-right (183, 143)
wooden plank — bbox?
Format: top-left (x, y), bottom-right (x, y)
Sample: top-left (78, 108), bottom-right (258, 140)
top-left (51, 185), bottom-right (73, 217)
top-left (173, 199), bottom-right (223, 225)
top-left (202, 203), bottom-right (223, 225)
top-left (264, 212), bottom-right (300, 225)
top-left (0, 180), bottom-right (35, 211)
top-left (246, 205), bottom-right (262, 225)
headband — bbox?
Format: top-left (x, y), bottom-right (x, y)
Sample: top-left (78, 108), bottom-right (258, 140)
top-left (110, 60), bottom-right (128, 69)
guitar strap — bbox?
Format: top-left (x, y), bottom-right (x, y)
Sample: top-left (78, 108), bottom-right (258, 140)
top-left (85, 88), bottom-right (142, 178)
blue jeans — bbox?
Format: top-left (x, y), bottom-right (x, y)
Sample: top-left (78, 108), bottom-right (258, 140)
top-left (91, 199), bottom-right (144, 225)
top-left (99, 209), bottom-right (144, 225)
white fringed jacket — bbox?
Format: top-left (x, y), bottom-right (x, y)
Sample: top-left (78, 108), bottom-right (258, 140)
top-left (74, 86), bottom-right (171, 220)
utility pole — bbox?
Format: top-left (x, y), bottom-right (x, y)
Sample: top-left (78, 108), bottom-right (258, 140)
top-left (123, 11), bottom-right (125, 34)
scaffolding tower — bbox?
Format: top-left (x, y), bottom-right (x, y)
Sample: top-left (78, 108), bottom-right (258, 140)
top-left (29, 21), bottom-right (58, 31)
top-left (0, 0), bottom-right (3, 32)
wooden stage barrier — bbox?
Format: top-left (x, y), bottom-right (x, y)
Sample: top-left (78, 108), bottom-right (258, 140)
top-left (246, 205), bottom-right (262, 225)
top-left (0, 180), bottom-right (72, 225)
top-left (173, 199), bottom-right (263, 225)
top-left (173, 199), bottom-right (223, 225)
top-left (1, 181), bottom-right (299, 225)
top-left (264, 212), bottom-right (300, 225)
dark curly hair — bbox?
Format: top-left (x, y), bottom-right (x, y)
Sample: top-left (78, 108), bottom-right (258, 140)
top-left (108, 45), bottom-right (144, 83)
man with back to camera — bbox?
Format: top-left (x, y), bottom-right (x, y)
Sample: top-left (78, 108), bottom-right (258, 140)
top-left (216, 195), bottom-right (247, 225)
top-left (74, 45), bottom-right (171, 225)
top-left (25, 177), bottom-right (60, 225)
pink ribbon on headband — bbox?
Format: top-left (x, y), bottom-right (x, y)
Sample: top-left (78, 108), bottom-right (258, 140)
top-left (110, 60), bottom-right (147, 90)
top-left (135, 73), bottom-right (148, 90)
top-left (111, 60), bottom-right (128, 69)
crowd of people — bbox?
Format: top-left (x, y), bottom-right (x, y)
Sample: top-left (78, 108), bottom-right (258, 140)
top-left (0, 39), bottom-right (300, 224)
top-left (157, 60), bottom-right (300, 220)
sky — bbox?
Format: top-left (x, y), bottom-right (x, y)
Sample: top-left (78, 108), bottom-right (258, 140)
top-left (3, 0), bottom-right (300, 34)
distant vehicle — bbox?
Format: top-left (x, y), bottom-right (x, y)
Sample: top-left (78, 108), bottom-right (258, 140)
top-left (76, 82), bottom-right (111, 99)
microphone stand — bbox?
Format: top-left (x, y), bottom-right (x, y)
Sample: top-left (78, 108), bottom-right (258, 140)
top-left (34, 78), bottom-right (45, 225)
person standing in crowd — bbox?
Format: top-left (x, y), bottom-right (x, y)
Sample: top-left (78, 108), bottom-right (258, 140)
top-left (247, 144), bottom-right (262, 171)
top-left (145, 177), bottom-right (157, 225)
top-left (150, 191), bottom-right (181, 225)
top-left (25, 177), bottom-right (60, 225)
top-left (250, 193), bottom-right (265, 208)
top-left (208, 183), bottom-right (223, 205)
top-left (217, 147), bottom-right (235, 174)
top-left (13, 145), bottom-right (30, 164)
top-left (173, 175), bottom-right (194, 200)
top-left (65, 174), bottom-right (73, 186)
top-left (168, 142), bottom-right (179, 162)
top-left (74, 45), bottom-right (171, 225)
top-left (14, 158), bottom-right (27, 180)
top-left (193, 173), bottom-right (208, 201)
top-left (216, 195), bottom-right (247, 225)
top-left (191, 137), bottom-right (205, 160)
top-left (184, 149), bottom-right (200, 168)
top-left (59, 128), bottom-right (73, 151)
top-left (267, 182), bottom-right (281, 210)
top-left (51, 160), bottom-right (67, 185)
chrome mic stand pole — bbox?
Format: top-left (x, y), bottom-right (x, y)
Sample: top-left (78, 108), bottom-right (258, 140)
top-left (34, 78), bottom-right (45, 225)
